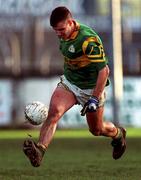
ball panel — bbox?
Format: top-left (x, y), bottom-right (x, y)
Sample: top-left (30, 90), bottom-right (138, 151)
top-left (24, 101), bottom-right (48, 125)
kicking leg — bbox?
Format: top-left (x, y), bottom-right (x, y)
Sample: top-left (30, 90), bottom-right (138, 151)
top-left (23, 86), bottom-right (77, 167)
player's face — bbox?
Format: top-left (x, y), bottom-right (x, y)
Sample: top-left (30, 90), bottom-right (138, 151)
top-left (53, 19), bottom-right (73, 40)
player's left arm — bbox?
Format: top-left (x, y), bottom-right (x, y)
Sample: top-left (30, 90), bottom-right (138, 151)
top-left (82, 37), bottom-right (109, 99)
top-left (80, 65), bottom-right (109, 115)
top-left (92, 65), bottom-right (109, 99)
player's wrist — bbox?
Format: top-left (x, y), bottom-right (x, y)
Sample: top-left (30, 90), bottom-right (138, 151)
top-left (89, 96), bottom-right (99, 104)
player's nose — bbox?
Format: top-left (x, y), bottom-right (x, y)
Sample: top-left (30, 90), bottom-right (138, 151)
top-left (54, 29), bottom-right (60, 34)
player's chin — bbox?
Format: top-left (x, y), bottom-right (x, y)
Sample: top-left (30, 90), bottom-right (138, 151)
top-left (58, 35), bottom-right (66, 40)
top-left (58, 35), bottom-right (63, 38)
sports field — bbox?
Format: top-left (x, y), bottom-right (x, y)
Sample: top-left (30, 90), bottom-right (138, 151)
top-left (0, 128), bottom-right (141, 180)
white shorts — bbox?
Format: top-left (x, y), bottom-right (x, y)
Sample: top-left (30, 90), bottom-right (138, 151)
top-left (58, 75), bottom-right (106, 107)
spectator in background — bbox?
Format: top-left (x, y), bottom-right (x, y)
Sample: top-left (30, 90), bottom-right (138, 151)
top-left (23, 6), bottom-right (126, 167)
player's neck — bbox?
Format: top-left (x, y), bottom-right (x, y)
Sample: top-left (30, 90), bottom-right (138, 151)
top-left (66, 20), bottom-right (77, 40)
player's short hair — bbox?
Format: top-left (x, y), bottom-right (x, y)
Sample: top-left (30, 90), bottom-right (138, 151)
top-left (50, 6), bottom-right (72, 27)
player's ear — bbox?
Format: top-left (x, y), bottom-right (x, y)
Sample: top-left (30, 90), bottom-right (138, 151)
top-left (68, 19), bottom-right (73, 26)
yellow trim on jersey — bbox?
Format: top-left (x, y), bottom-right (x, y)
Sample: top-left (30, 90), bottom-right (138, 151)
top-left (82, 37), bottom-right (100, 53)
top-left (65, 55), bottom-right (90, 68)
top-left (82, 37), bottom-right (105, 59)
top-left (87, 44), bottom-right (105, 59)
top-left (64, 55), bottom-right (106, 69)
top-left (89, 46), bottom-right (94, 54)
top-left (88, 59), bottom-right (105, 62)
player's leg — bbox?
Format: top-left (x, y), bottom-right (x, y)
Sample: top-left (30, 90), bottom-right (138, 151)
top-left (23, 85), bottom-right (77, 167)
top-left (86, 106), bottom-right (118, 137)
top-left (38, 85), bottom-right (77, 148)
top-left (86, 107), bottom-right (126, 160)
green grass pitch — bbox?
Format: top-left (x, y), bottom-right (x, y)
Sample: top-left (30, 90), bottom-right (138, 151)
top-left (0, 128), bottom-right (141, 180)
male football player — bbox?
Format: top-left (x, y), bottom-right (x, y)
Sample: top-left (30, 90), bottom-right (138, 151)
top-left (23, 6), bottom-right (126, 167)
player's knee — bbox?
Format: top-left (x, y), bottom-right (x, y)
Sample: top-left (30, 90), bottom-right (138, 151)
top-left (45, 110), bottom-right (61, 126)
top-left (48, 106), bottom-right (63, 120)
top-left (89, 128), bottom-right (101, 136)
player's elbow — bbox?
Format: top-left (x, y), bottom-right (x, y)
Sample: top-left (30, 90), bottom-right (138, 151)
top-left (99, 65), bottom-right (110, 77)
top-left (105, 65), bottom-right (110, 76)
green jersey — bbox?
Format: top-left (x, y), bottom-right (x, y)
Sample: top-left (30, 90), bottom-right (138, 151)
top-left (59, 22), bottom-right (110, 89)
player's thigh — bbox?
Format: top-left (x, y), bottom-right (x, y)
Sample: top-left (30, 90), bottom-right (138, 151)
top-left (86, 106), bottom-right (104, 130)
top-left (49, 86), bottom-right (77, 115)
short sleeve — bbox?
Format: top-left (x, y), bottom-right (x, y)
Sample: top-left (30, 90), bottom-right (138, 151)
top-left (82, 37), bottom-right (108, 71)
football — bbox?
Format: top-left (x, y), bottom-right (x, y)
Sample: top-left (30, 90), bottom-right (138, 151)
top-left (24, 101), bottom-right (48, 125)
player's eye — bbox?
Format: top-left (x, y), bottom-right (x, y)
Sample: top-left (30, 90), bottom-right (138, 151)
top-left (54, 28), bottom-right (66, 32)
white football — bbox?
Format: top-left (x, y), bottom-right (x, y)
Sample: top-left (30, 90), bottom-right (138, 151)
top-left (24, 101), bottom-right (48, 125)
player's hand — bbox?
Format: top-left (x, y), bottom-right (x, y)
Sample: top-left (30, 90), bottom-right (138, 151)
top-left (81, 96), bottom-right (99, 116)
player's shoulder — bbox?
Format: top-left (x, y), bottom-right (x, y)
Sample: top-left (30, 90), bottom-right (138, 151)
top-left (78, 23), bottom-right (101, 44)
top-left (79, 23), bottom-right (97, 37)
top-left (79, 23), bottom-right (93, 31)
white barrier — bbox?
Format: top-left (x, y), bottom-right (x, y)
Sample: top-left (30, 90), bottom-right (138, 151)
top-left (0, 80), bottom-right (13, 125)
top-left (0, 77), bottom-right (141, 127)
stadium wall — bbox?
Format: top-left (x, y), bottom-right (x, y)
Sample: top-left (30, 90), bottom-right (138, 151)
top-left (0, 77), bottom-right (141, 128)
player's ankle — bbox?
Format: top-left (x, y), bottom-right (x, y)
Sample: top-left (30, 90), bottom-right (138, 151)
top-left (37, 143), bottom-right (46, 152)
top-left (113, 127), bottom-right (122, 139)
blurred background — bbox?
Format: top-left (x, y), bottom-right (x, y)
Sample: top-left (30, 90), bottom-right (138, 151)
top-left (0, 0), bottom-right (141, 128)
